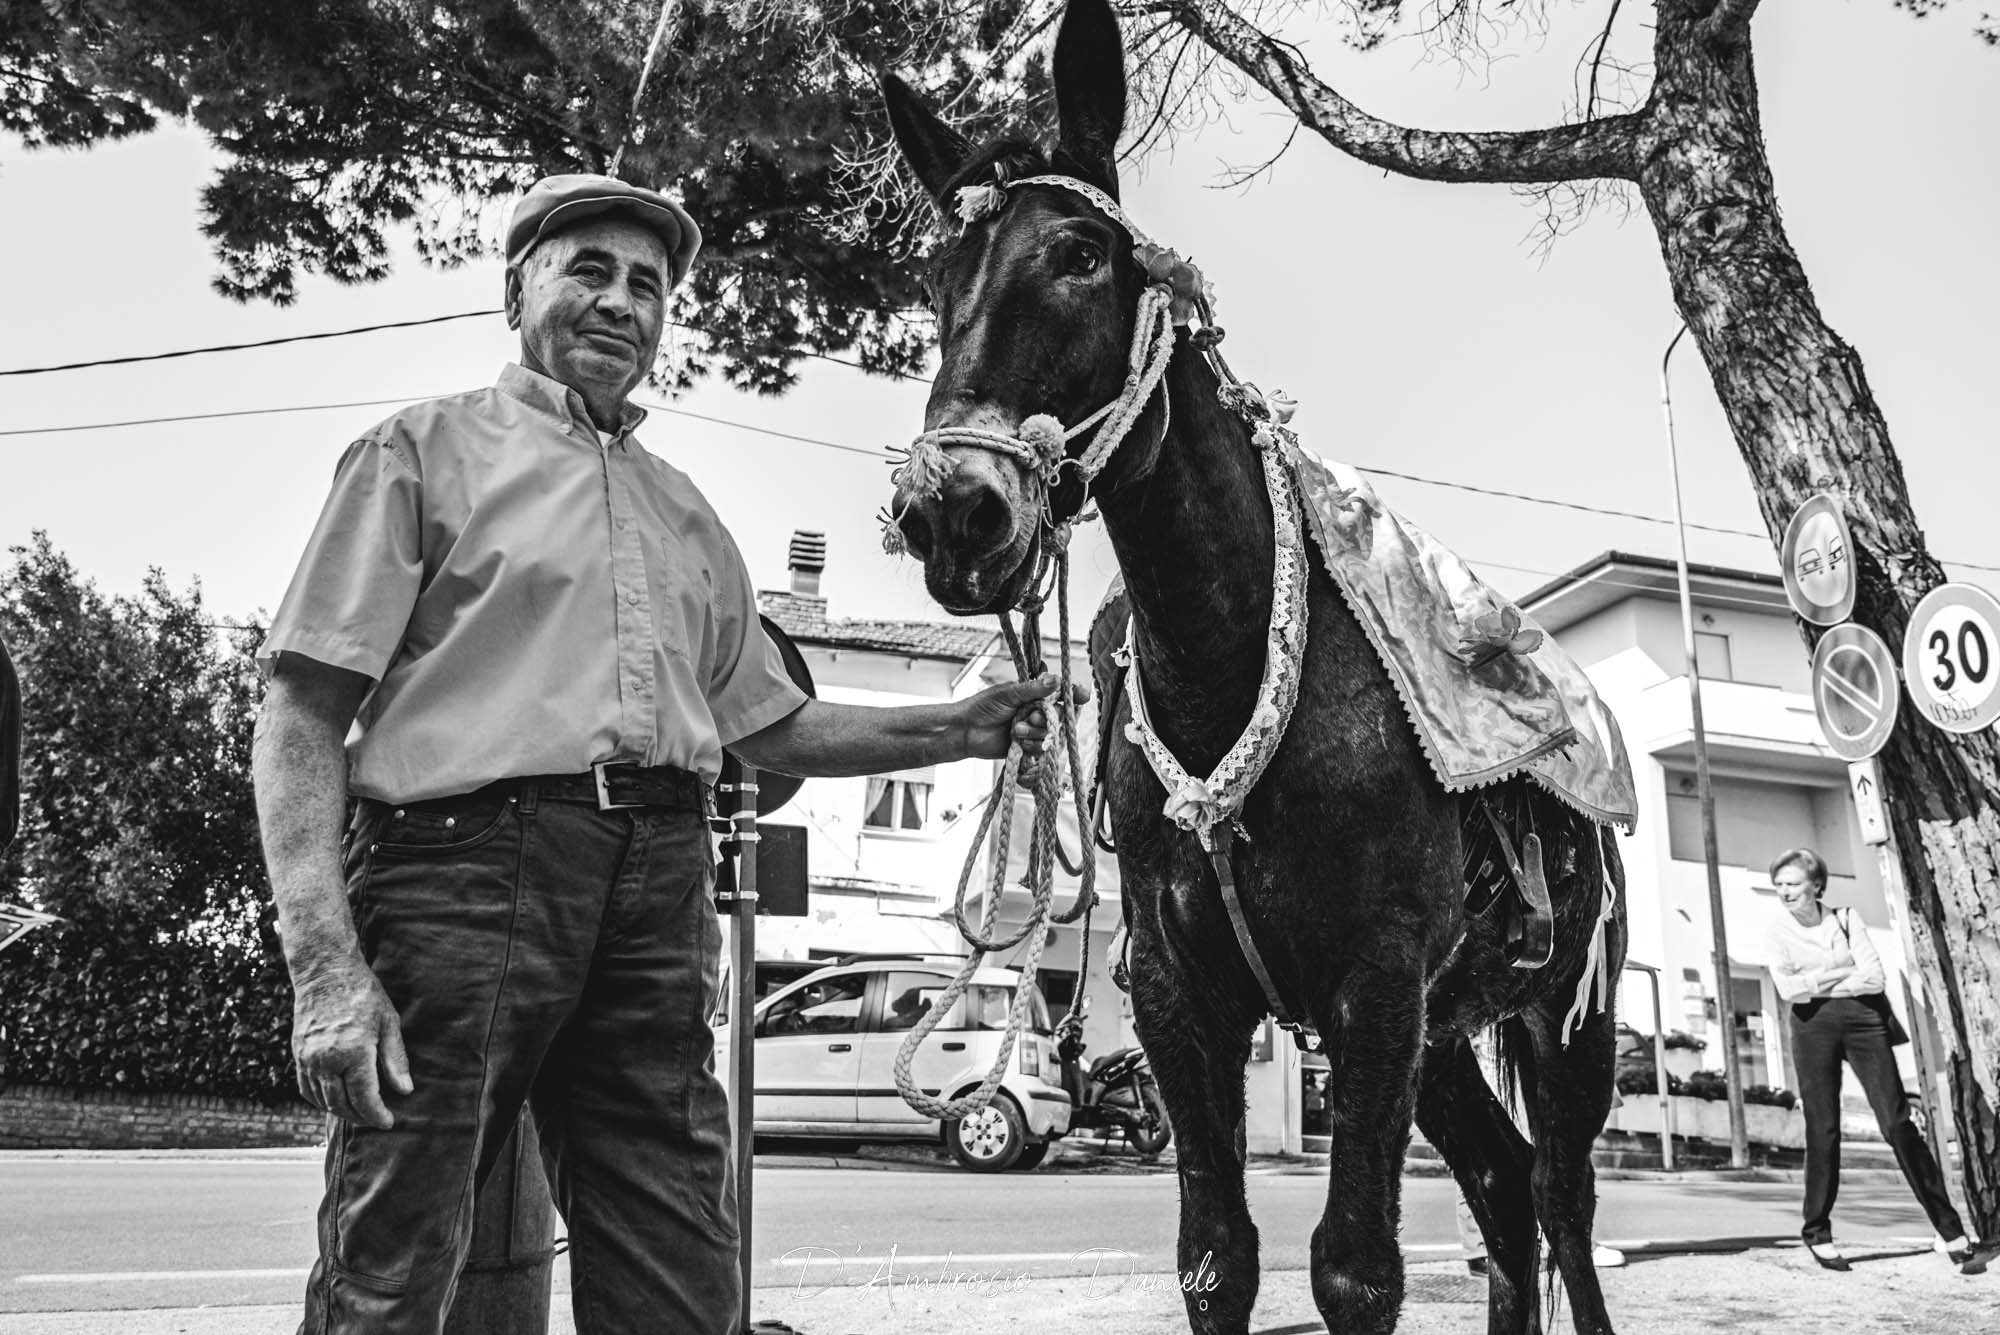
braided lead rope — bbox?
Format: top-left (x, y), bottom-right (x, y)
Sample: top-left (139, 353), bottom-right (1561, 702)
top-left (891, 538), bottom-right (1102, 1124)
top-left (890, 751), bottom-right (1057, 1123)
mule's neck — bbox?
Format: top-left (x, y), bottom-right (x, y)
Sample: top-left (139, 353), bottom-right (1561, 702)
top-left (1095, 342), bottom-right (1278, 777)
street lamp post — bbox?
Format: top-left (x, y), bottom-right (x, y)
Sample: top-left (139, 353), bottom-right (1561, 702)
top-left (1659, 325), bottom-right (1750, 1170)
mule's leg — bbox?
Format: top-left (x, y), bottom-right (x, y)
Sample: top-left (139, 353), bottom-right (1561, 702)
top-left (1128, 921), bottom-right (1260, 1334)
top-left (1414, 1037), bottom-right (1542, 1335)
top-left (1517, 1003), bottom-right (1619, 1335)
top-left (1307, 963), bottom-right (1430, 1335)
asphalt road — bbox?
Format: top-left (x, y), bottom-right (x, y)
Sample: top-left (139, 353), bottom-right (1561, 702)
top-left (0, 1152), bottom-right (1942, 1316)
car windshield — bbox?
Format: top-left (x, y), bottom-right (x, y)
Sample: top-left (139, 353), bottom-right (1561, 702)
top-left (962, 981), bottom-right (1053, 1036)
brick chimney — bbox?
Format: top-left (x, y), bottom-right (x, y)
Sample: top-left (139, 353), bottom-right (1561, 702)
top-left (787, 530), bottom-right (827, 598)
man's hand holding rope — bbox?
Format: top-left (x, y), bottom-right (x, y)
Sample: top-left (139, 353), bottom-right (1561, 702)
top-left (959, 672), bottom-right (1091, 786)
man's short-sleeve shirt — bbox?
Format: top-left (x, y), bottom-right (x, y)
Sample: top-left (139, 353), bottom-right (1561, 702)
top-left (259, 364), bottom-right (807, 803)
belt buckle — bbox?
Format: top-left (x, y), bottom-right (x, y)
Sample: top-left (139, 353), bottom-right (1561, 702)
top-left (592, 760), bottom-right (645, 812)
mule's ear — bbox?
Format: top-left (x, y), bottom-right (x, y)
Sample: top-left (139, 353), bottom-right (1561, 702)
top-left (1054, 0), bottom-right (1127, 193)
top-left (882, 72), bottom-right (971, 203)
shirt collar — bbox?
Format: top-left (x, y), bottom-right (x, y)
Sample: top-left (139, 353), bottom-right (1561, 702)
top-left (497, 363), bottom-right (649, 442)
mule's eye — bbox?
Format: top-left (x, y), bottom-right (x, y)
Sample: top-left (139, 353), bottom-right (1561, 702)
top-left (1061, 238), bottom-right (1105, 277)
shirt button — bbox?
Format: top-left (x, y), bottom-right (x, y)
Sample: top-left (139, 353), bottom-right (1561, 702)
top-left (627, 591), bottom-right (642, 606)
top-left (393, 808), bottom-right (405, 818)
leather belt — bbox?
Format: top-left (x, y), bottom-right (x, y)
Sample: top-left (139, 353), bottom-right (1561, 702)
top-left (528, 761), bottom-right (711, 813)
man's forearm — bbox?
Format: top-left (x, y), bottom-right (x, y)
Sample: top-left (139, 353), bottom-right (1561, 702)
top-left (252, 679), bottom-right (368, 984)
top-left (733, 699), bottom-right (971, 779)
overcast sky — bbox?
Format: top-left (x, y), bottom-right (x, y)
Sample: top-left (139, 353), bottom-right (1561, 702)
top-left (3, 1), bottom-right (1995, 636)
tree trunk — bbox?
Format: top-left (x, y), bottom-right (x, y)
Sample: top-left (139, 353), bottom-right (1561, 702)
top-left (1637, 0), bottom-right (1997, 1234)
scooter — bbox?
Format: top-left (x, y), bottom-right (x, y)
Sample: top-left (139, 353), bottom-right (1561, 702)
top-left (1056, 1019), bottom-right (1171, 1158)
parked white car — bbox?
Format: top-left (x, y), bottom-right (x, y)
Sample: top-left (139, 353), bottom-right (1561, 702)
top-left (713, 956), bottom-right (1071, 1171)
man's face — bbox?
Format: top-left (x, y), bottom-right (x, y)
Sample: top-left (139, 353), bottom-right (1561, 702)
top-left (506, 216), bottom-right (670, 416)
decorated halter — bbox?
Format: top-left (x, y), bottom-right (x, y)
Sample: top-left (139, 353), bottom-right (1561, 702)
top-left (884, 166), bottom-right (1312, 847)
top-left (882, 170), bottom-right (1218, 553)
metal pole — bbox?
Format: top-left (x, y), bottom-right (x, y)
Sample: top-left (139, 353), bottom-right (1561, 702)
top-left (1660, 324), bottom-right (1749, 1168)
top-left (1625, 960), bottom-right (1676, 1172)
top-left (723, 768), bottom-right (761, 1331)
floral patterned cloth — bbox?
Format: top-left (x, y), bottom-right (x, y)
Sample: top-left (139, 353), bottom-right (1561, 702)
top-left (1284, 444), bottom-right (1637, 829)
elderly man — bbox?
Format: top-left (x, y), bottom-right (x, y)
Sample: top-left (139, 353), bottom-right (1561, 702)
top-left (253, 174), bottom-right (1065, 1335)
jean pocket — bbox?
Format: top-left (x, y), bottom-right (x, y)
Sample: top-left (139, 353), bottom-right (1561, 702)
top-left (369, 793), bottom-right (518, 859)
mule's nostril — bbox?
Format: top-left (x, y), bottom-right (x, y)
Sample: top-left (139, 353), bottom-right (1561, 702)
top-left (900, 511), bottom-right (936, 562)
top-left (956, 485), bottom-right (1013, 553)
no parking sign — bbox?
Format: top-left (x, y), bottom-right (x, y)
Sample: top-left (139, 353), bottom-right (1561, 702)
top-left (1901, 583), bottom-right (2000, 734)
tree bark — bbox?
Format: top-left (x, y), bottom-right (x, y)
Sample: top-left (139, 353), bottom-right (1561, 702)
top-left (1162, 0), bottom-right (2000, 1235)
top-left (1640, 0), bottom-right (1998, 1236)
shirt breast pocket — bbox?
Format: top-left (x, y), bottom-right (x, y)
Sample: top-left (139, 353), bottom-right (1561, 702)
top-left (655, 528), bottom-right (711, 665)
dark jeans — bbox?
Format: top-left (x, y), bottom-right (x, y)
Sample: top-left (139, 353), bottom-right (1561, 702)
top-left (1790, 995), bottom-right (1964, 1246)
top-left (299, 781), bottom-right (736, 1335)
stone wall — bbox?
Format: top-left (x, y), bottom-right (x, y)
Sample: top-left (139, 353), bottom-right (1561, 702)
top-left (0, 1083), bottom-right (325, 1149)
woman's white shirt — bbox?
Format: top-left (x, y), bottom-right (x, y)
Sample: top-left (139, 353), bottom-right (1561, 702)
top-left (1767, 904), bottom-right (1886, 1004)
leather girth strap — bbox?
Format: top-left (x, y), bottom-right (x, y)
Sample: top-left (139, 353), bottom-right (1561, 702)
top-left (1208, 826), bottom-right (1322, 1052)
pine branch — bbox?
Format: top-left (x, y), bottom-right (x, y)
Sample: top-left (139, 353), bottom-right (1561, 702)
top-left (1156, 0), bottom-right (1643, 185)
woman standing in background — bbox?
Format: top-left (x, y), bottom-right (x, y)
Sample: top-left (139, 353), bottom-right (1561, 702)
top-left (1767, 847), bottom-right (1974, 1270)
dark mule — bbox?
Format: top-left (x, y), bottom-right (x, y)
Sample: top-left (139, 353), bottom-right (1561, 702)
top-left (883, 3), bottom-right (1627, 1332)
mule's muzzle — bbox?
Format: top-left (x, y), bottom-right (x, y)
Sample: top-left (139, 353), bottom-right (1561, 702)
top-left (894, 470), bottom-right (1041, 615)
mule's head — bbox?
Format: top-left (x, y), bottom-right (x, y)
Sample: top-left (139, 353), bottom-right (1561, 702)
top-left (883, 0), bottom-right (1158, 614)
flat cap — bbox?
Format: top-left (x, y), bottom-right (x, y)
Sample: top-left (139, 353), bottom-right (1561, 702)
top-left (506, 174), bottom-right (702, 285)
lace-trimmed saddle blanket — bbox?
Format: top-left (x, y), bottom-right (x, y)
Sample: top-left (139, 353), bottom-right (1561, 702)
top-left (1101, 443), bottom-right (1638, 832)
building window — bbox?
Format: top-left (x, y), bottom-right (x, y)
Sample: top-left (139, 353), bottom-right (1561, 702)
top-left (1693, 631), bottom-right (1734, 682)
top-left (864, 774), bottom-right (932, 832)
top-left (1664, 773), bottom-right (1853, 875)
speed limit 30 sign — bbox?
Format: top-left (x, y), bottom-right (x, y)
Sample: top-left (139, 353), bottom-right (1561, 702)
top-left (1902, 582), bottom-right (2000, 734)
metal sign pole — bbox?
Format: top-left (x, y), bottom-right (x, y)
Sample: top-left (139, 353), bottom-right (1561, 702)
top-left (720, 768), bottom-right (761, 1329)
top-left (718, 768), bottom-right (802, 1335)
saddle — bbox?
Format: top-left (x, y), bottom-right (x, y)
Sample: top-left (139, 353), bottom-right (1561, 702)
top-left (1461, 796), bottom-right (1556, 969)
top-left (1089, 591), bottom-right (1559, 981)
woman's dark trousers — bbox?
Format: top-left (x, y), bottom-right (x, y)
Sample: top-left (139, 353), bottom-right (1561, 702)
top-left (1790, 996), bottom-right (1965, 1246)
top-left (298, 782), bottom-right (737, 1335)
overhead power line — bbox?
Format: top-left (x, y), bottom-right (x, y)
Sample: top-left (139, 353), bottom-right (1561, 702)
top-left (0, 396), bottom-right (439, 438)
top-left (0, 311), bottom-right (501, 377)
top-left (3, 386), bottom-right (1996, 573)
top-left (1, 313), bottom-right (1993, 573)
top-left (0, 309), bottom-right (924, 382)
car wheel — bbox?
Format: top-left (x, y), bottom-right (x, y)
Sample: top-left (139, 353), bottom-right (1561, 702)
top-left (1012, 1141), bottom-right (1050, 1171)
top-left (1126, 1088), bottom-right (1171, 1158)
top-left (946, 1095), bottom-right (1028, 1172)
